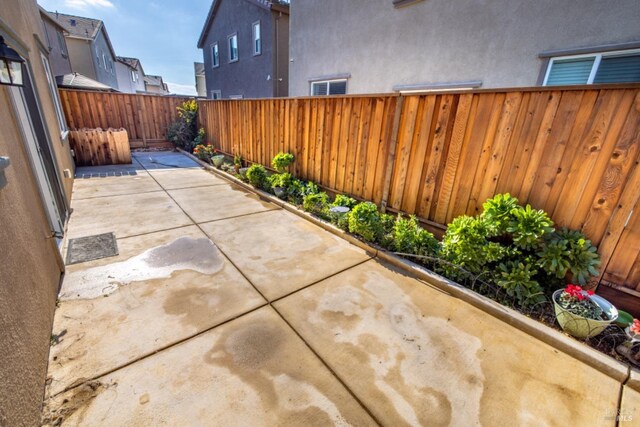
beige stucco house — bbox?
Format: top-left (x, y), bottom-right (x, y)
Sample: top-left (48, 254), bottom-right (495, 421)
top-left (0, 0), bottom-right (75, 425)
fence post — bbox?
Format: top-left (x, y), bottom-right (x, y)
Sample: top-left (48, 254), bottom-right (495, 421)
top-left (136, 96), bottom-right (148, 148)
top-left (380, 95), bottom-right (404, 213)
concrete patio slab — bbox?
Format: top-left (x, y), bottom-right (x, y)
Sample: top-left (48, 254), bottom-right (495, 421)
top-left (67, 191), bottom-right (192, 239)
top-left (43, 307), bottom-right (375, 426)
top-left (75, 163), bottom-right (146, 178)
top-left (200, 209), bottom-right (372, 301)
top-left (621, 369), bottom-right (640, 423)
top-left (275, 259), bottom-right (620, 426)
top-left (133, 151), bottom-right (200, 170)
top-left (72, 173), bottom-right (162, 200)
top-left (147, 167), bottom-right (228, 190)
top-left (168, 184), bottom-right (278, 224)
top-left (47, 226), bottom-right (265, 396)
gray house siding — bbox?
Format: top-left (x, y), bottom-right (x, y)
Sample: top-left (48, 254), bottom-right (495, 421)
top-left (92, 27), bottom-right (118, 89)
top-left (289, 0), bottom-right (640, 96)
top-left (202, 0), bottom-right (279, 99)
top-left (40, 16), bottom-right (72, 77)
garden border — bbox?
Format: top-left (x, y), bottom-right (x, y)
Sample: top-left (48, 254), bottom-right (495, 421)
top-left (178, 148), bottom-right (633, 384)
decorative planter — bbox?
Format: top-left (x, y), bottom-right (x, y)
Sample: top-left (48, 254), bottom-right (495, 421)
top-left (273, 186), bottom-right (286, 199)
top-left (211, 155), bottom-right (225, 168)
top-left (553, 289), bottom-right (618, 339)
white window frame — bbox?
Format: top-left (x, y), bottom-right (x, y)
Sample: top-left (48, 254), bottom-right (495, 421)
top-left (131, 70), bottom-right (137, 82)
top-left (310, 79), bottom-right (348, 96)
top-left (252, 21), bottom-right (261, 56)
top-left (40, 53), bottom-right (68, 139)
top-left (57, 31), bottom-right (67, 56)
top-left (543, 48), bottom-right (640, 86)
top-left (102, 53), bottom-right (107, 69)
top-left (211, 90), bottom-right (222, 99)
top-left (228, 33), bottom-right (238, 63)
top-left (211, 42), bottom-right (219, 68)
top-left (228, 94), bottom-right (243, 99)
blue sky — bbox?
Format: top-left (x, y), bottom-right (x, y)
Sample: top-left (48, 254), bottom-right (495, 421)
top-left (38, 0), bottom-right (212, 95)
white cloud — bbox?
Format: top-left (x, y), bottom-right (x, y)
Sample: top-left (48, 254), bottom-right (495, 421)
top-left (165, 82), bottom-right (197, 96)
top-left (63, 0), bottom-right (115, 10)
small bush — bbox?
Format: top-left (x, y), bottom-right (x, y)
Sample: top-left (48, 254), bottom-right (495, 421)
top-left (272, 152), bottom-right (295, 173)
top-left (268, 172), bottom-right (294, 189)
top-left (538, 228), bottom-right (600, 285)
top-left (192, 144), bottom-right (214, 161)
top-left (246, 164), bottom-right (268, 189)
top-left (167, 100), bottom-right (198, 151)
top-left (348, 202), bottom-right (382, 242)
top-left (481, 192), bottom-right (520, 236)
top-left (393, 215), bottom-right (439, 256)
top-left (507, 204), bottom-right (554, 249)
top-left (497, 262), bottom-right (545, 307)
top-left (303, 192), bottom-right (329, 216)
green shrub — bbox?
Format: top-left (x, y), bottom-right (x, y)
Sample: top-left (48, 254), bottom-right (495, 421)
top-left (246, 164), bottom-right (268, 189)
top-left (507, 204), bottom-right (554, 249)
top-left (331, 194), bottom-right (358, 209)
top-left (481, 192), bottom-right (520, 236)
top-left (167, 100), bottom-right (198, 151)
top-left (440, 216), bottom-right (494, 274)
top-left (393, 215), bottom-right (439, 256)
top-left (303, 192), bottom-right (329, 216)
top-left (537, 228), bottom-right (599, 285)
top-left (271, 152), bottom-right (295, 173)
top-left (268, 172), bottom-right (294, 189)
top-left (348, 202), bottom-right (382, 242)
top-left (497, 262), bottom-right (545, 307)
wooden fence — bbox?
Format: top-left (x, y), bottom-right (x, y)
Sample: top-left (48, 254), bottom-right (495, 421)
top-left (55, 86), bottom-right (640, 313)
top-left (59, 89), bottom-right (192, 148)
top-left (68, 128), bottom-right (131, 166)
top-left (198, 85), bottom-right (640, 313)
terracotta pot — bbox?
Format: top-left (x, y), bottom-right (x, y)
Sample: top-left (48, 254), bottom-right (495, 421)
top-left (553, 289), bottom-right (617, 339)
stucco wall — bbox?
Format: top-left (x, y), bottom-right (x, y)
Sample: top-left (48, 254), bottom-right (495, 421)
top-left (67, 37), bottom-right (96, 80)
top-left (289, 0), bottom-right (640, 96)
top-left (202, 0), bottom-right (276, 99)
top-left (115, 61), bottom-right (136, 93)
top-left (40, 17), bottom-right (72, 77)
top-left (0, 0), bottom-right (74, 425)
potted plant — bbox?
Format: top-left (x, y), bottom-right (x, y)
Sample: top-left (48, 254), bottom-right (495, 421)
top-left (553, 284), bottom-right (618, 338)
top-left (626, 318), bottom-right (640, 342)
top-left (193, 144), bottom-right (215, 162)
top-left (211, 149), bottom-right (225, 168)
top-left (234, 154), bottom-right (242, 173)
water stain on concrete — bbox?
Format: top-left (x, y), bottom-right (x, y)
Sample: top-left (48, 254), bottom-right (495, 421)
top-left (61, 237), bottom-right (223, 300)
top-left (163, 285), bottom-right (234, 328)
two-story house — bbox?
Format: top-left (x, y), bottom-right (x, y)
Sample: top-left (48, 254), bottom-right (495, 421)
top-left (289, 0), bottom-right (640, 96)
top-left (46, 11), bottom-right (119, 90)
top-left (197, 0), bottom-right (290, 99)
top-left (115, 56), bottom-right (146, 94)
top-left (144, 74), bottom-right (170, 95)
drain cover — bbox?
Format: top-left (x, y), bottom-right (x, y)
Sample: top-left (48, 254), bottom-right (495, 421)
top-left (66, 232), bottom-right (119, 265)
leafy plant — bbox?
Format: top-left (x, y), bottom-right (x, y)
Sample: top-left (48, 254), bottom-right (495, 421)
top-left (393, 215), bottom-right (439, 256)
top-left (331, 194), bottom-right (358, 210)
top-left (537, 228), bottom-right (600, 285)
top-left (506, 204), bottom-right (554, 249)
top-left (192, 144), bottom-right (214, 161)
top-left (193, 128), bottom-right (206, 147)
top-left (481, 193), bottom-right (520, 235)
top-left (167, 100), bottom-right (198, 151)
top-left (268, 172), bottom-right (295, 189)
top-left (348, 202), bottom-right (382, 242)
top-left (440, 216), bottom-right (494, 274)
top-left (271, 152), bottom-right (295, 173)
top-left (246, 164), bottom-right (268, 189)
top-left (497, 262), bottom-right (545, 307)
top-left (303, 182), bottom-right (320, 196)
top-left (234, 154), bottom-right (242, 166)
top-left (303, 192), bottom-right (329, 216)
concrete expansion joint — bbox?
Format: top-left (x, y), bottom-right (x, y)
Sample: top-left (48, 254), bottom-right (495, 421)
top-left (180, 148), bottom-right (633, 387)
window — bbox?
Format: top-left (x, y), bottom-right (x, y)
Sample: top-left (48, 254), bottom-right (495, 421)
top-left (229, 94), bottom-right (243, 99)
top-left (252, 21), bottom-right (261, 55)
top-left (131, 70), bottom-right (138, 82)
top-left (543, 49), bottom-right (640, 86)
top-left (311, 79), bottom-right (348, 96)
top-left (41, 53), bottom-right (68, 137)
top-left (57, 31), bottom-right (67, 56)
top-left (102, 53), bottom-right (107, 69)
top-left (228, 33), bottom-right (238, 62)
top-left (211, 90), bottom-right (221, 99)
top-left (211, 42), bottom-right (219, 67)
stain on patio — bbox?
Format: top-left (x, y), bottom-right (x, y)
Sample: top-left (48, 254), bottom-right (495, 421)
top-left (43, 151), bottom-right (622, 426)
